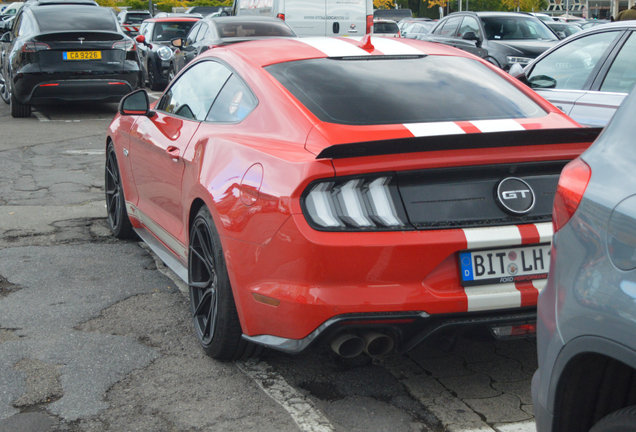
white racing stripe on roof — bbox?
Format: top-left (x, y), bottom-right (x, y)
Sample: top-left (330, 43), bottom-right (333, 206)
top-left (465, 283), bottom-right (521, 312)
top-left (404, 121), bottom-right (465, 137)
top-left (470, 119), bottom-right (526, 133)
top-left (296, 37), bottom-right (370, 57)
top-left (363, 37), bottom-right (425, 55)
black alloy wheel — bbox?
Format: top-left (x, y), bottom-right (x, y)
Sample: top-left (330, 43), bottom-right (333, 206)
top-left (0, 70), bottom-right (9, 105)
top-left (188, 206), bottom-right (263, 360)
top-left (10, 92), bottom-right (31, 118)
top-left (105, 142), bottom-right (134, 239)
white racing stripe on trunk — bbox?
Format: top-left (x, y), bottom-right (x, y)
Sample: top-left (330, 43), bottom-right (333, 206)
top-left (465, 283), bottom-right (521, 312)
top-left (296, 37), bottom-right (370, 57)
top-left (535, 222), bottom-right (553, 243)
top-left (237, 360), bottom-right (335, 432)
top-left (364, 37), bottom-right (426, 55)
top-left (463, 225), bottom-right (522, 250)
top-left (470, 119), bottom-right (525, 133)
top-left (405, 121), bottom-right (465, 137)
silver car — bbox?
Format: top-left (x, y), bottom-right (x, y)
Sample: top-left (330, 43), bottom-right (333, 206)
top-left (512, 21), bottom-right (636, 127)
top-left (533, 77), bottom-right (636, 431)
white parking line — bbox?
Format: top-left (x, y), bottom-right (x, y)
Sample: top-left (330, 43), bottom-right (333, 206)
top-left (237, 360), bottom-right (335, 432)
top-left (32, 110), bottom-right (50, 122)
top-left (494, 421), bottom-right (536, 432)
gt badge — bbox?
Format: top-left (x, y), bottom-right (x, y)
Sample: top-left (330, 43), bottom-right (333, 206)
top-left (496, 177), bottom-right (535, 215)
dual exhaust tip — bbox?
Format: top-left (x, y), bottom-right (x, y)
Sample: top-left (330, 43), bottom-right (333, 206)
top-left (330, 332), bottom-right (395, 358)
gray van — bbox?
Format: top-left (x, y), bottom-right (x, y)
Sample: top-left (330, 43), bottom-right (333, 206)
top-left (232, 0), bottom-right (373, 37)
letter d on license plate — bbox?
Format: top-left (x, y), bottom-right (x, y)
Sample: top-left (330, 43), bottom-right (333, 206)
top-left (459, 244), bottom-right (551, 287)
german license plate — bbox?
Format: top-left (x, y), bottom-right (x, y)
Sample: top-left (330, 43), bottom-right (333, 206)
top-left (459, 244), bottom-right (550, 287)
top-left (63, 51), bottom-right (102, 61)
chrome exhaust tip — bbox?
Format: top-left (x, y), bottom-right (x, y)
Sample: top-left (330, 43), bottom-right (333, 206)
top-left (362, 332), bottom-right (395, 356)
top-left (330, 333), bottom-right (365, 358)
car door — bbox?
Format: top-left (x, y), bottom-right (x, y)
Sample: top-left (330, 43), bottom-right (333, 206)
top-left (128, 60), bottom-right (232, 248)
top-left (425, 15), bottom-right (462, 47)
top-left (569, 31), bottom-right (636, 127)
top-left (191, 22), bottom-right (210, 61)
top-left (525, 29), bottom-right (623, 118)
top-left (137, 23), bottom-right (153, 77)
top-left (454, 15), bottom-right (488, 58)
top-left (174, 21), bottom-right (201, 74)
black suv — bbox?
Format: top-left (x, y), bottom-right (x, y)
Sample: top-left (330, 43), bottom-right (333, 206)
top-left (420, 12), bottom-right (559, 71)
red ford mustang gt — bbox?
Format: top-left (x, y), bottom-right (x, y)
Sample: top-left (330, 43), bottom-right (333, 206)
top-left (106, 36), bottom-right (600, 360)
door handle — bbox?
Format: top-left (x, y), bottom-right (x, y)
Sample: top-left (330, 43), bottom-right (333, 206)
top-left (166, 146), bottom-right (180, 160)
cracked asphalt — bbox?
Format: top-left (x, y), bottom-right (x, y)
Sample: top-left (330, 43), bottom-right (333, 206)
top-left (0, 101), bottom-right (538, 432)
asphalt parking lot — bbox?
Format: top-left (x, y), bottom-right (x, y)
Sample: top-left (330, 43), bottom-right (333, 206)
top-left (0, 99), bottom-right (539, 432)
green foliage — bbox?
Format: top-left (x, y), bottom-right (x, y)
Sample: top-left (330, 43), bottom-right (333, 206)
top-left (185, 0), bottom-right (231, 5)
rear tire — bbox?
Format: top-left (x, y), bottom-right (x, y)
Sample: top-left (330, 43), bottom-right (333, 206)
top-left (590, 406), bottom-right (636, 432)
top-left (105, 142), bottom-right (135, 239)
top-left (147, 60), bottom-right (162, 91)
top-left (0, 71), bottom-right (10, 105)
top-left (188, 206), bottom-right (263, 361)
top-left (10, 92), bottom-right (31, 118)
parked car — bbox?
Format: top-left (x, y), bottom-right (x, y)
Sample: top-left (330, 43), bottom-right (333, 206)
top-left (546, 21), bottom-right (582, 39)
top-left (532, 67), bottom-right (636, 432)
top-left (185, 6), bottom-right (230, 17)
top-left (373, 8), bottom-right (412, 22)
top-left (373, 19), bottom-right (400, 37)
top-left (135, 17), bottom-right (200, 90)
top-left (0, 4), bottom-right (142, 117)
top-left (511, 21), bottom-right (636, 127)
top-left (0, 1), bottom-right (23, 19)
top-left (117, 9), bottom-right (151, 37)
top-left (170, 16), bottom-right (295, 81)
top-left (529, 12), bottom-right (555, 22)
top-left (153, 12), bottom-right (202, 18)
top-left (107, 36), bottom-right (598, 361)
top-left (401, 21), bottom-right (435, 38)
top-left (553, 14), bottom-right (586, 23)
top-left (397, 17), bottom-right (432, 32)
top-left (233, 0), bottom-right (373, 37)
top-left (579, 19), bottom-right (610, 29)
top-left (421, 12), bottom-right (559, 71)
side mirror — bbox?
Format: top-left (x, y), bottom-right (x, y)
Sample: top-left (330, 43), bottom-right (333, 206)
top-left (135, 34), bottom-right (146, 44)
top-left (556, 31), bottom-right (566, 39)
top-left (528, 74), bottom-right (557, 89)
top-left (171, 37), bottom-right (183, 48)
top-left (509, 62), bottom-right (525, 77)
top-left (220, 10), bottom-right (229, 16)
top-left (118, 89), bottom-right (155, 117)
top-left (0, 31), bottom-right (10, 42)
top-left (462, 31), bottom-right (480, 41)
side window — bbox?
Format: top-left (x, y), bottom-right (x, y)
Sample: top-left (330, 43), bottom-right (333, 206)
top-left (158, 61), bottom-right (232, 121)
top-left (12, 12), bottom-right (23, 35)
top-left (600, 33), bottom-right (636, 94)
top-left (186, 23), bottom-right (201, 46)
top-left (195, 23), bottom-right (209, 42)
top-left (206, 75), bottom-right (257, 122)
top-left (459, 16), bottom-right (481, 39)
top-left (439, 16), bottom-right (462, 37)
top-left (432, 20), bottom-right (446, 35)
top-left (528, 31), bottom-right (620, 90)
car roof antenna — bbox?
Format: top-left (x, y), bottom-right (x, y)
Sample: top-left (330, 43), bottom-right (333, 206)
top-left (358, 34), bottom-right (374, 52)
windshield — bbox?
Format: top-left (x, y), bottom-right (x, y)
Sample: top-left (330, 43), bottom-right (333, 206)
top-left (481, 16), bottom-right (558, 41)
top-left (152, 22), bottom-right (196, 41)
top-left (266, 56), bottom-right (546, 125)
top-left (374, 22), bottom-right (399, 34)
top-left (124, 13), bottom-right (151, 24)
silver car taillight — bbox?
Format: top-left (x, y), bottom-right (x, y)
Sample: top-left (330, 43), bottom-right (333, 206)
top-left (302, 175), bottom-right (410, 231)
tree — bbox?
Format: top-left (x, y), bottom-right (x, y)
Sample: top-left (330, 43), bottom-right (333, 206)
top-left (500, 0), bottom-right (546, 11)
top-left (374, 0), bottom-right (396, 8)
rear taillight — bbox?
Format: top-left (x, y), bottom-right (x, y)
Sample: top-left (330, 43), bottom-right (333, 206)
top-left (276, 13), bottom-right (285, 20)
top-left (552, 158), bottom-right (591, 233)
top-left (366, 15), bottom-right (373, 34)
top-left (112, 40), bottom-right (136, 51)
top-left (21, 42), bottom-right (50, 52)
top-left (302, 175), bottom-right (409, 231)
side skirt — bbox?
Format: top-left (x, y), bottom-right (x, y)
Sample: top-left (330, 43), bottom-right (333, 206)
top-left (134, 226), bottom-right (188, 283)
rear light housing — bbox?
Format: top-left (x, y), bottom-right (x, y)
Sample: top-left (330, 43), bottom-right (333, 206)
top-left (301, 174), bottom-right (411, 231)
top-left (366, 15), bottom-right (373, 34)
top-left (552, 158), bottom-right (591, 233)
top-left (22, 42), bottom-right (50, 52)
top-left (276, 13), bottom-right (285, 20)
top-left (112, 40), bottom-right (136, 51)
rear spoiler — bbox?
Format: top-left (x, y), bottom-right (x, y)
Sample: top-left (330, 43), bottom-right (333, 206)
top-left (315, 127), bottom-right (603, 160)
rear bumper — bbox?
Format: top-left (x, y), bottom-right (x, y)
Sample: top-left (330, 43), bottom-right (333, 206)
top-left (225, 214), bottom-right (550, 348)
top-left (13, 71), bottom-right (141, 104)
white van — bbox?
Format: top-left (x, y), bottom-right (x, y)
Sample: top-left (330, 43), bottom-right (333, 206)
top-left (232, 0), bottom-right (373, 37)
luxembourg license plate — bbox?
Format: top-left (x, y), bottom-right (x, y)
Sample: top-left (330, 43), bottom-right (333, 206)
top-left (459, 244), bottom-right (551, 287)
top-left (63, 51), bottom-right (102, 61)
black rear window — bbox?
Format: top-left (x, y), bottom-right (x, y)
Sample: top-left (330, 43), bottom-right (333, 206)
top-left (34, 6), bottom-right (118, 32)
top-left (374, 22), bottom-right (399, 34)
top-left (217, 21), bottom-right (295, 38)
top-left (266, 56), bottom-right (546, 126)
top-left (124, 13), bottom-right (151, 24)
